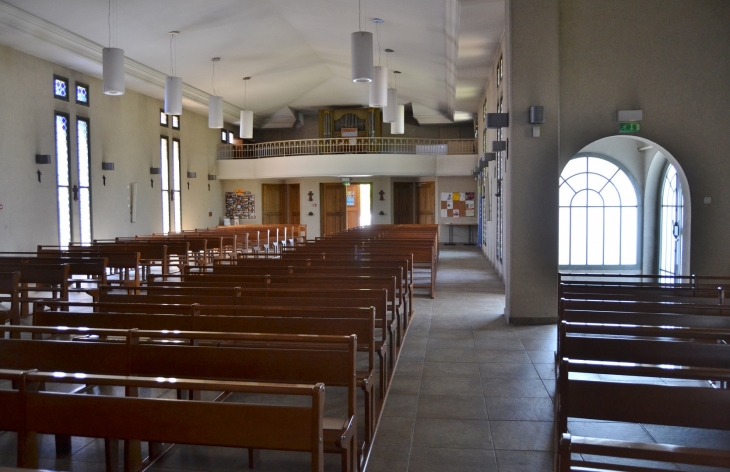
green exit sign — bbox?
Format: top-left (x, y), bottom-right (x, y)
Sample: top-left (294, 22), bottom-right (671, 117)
top-left (619, 122), bottom-right (641, 133)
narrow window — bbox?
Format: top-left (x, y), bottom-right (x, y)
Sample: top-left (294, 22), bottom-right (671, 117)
top-left (171, 115), bottom-right (180, 130)
top-left (659, 164), bottom-right (684, 278)
top-left (54, 76), bottom-right (69, 101)
top-left (171, 138), bottom-right (182, 232)
top-left (76, 117), bottom-right (92, 243)
top-left (221, 129), bottom-right (228, 143)
top-left (228, 131), bottom-right (234, 144)
top-left (55, 112), bottom-right (72, 246)
top-left (160, 136), bottom-right (170, 233)
top-left (76, 83), bottom-right (89, 106)
top-left (496, 95), bottom-right (504, 262)
top-left (160, 109), bottom-right (168, 127)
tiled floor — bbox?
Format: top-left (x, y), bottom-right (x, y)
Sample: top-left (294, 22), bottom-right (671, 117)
top-left (365, 245), bottom-right (556, 472)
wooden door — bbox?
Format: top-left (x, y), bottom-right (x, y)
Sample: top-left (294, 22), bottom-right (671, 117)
top-left (287, 184), bottom-right (300, 224)
top-left (262, 184), bottom-right (286, 224)
top-left (320, 183), bottom-right (346, 235)
top-left (346, 184), bottom-right (360, 229)
top-left (417, 181), bottom-right (436, 224)
top-left (393, 182), bottom-right (415, 224)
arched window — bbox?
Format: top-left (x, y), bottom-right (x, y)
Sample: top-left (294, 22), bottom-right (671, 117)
top-left (659, 164), bottom-right (684, 277)
top-left (559, 157), bottom-right (639, 267)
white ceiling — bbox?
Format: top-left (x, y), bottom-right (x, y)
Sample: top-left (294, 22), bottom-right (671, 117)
top-left (0, 0), bottom-right (504, 125)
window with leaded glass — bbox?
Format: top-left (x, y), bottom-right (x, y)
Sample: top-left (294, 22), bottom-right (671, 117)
top-left (76, 83), bottom-right (89, 106)
top-left (171, 115), bottom-right (180, 130)
top-left (559, 156), bottom-right (639, 268)
top-left (55, 112), bottom-right (72, 246)
top-left (76, 117), bottom-right (92, 243)
top-left (54, 76), bottom-right (69, 101)
top-left (160, 109), bottom-right (168, 127)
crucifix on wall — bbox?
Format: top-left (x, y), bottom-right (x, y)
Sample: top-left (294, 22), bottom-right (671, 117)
top-left (308, 191), bottom-right (314, 201)
top-left (379, 190), bottom-right (385, 201)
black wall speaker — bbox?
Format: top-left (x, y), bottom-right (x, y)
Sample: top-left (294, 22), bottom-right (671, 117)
top-left (101, 162), bottom-right (115, 171)
top-left (487, 113), bottom-right (509, 128)
top-left (150, 167), bottom-right (161, 175)
top-left (35, 154), bottom-right (51, 164)
top-left (529, 106), bottom-right (545, 124)
top-left (492, 141), bottom-right (507, 152)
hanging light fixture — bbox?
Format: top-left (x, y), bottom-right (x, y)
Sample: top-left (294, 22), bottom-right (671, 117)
top-left (208, 57), bottom-right (223, 129)
top-left (369, 19), bottom-right (387, 107)
top-left (102, 0), bottom-right (125, 95)
top-left (164, 31), bottom-right (183, 116)
top-left (391, 71), bottom-right (404, 134)
top-left (351, 0), bottom-right (373, 83)
top-left (383, 50), bottom-right (398, 122)
top-left (240, 77), bottom-right (253, 140)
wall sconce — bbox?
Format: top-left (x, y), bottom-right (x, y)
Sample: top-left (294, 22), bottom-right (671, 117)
top-left (35, 154), bottom-right (51, 164)
top-left (308, 211), bottom-right (314, 216)
top-left (187, 171), bottom-right (197, 178)
top-left (101, 162), bottom-right (115, 171)
top-left (379, 211), bottom-right (385, 215)
top-left (486, 113), bottom-right (509, 128)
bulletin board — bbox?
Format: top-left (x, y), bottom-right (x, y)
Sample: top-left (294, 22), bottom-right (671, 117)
top-left (440, 192), bottom-right (475, 218)
top-left (225, 191), bottom-right (256, 219)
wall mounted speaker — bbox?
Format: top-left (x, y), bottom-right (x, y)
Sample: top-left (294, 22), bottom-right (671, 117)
top-left (187, 171), bottom-right (197, 178)
top-left (492, 141), bottom-right (507, 152)
top-left (529, 106), bottom-right (545, 124)
top-left (101, 162), bottom-right (115, 171)
top-left (208, 174), bottom-right (217, 181)
top-left (150, 167), bottom-right (161, 175)
top-left (487, 113), bottom-right (509, 128)
top-left (483, 152), bottom-right (497, 163)
top-left (35, 154), bottom-right (51, 164)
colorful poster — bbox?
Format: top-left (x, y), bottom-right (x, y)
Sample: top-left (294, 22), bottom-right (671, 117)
top-left (465, 209), bottom-right (475, 217)
top-left (446, 200), bottom-right (453, 210)
top-left (453, 209), bottom-right (460, 218)
top-left (466, 192), bottom-right (475, 201)
top-left (452, 192), bottom-right (460, 201)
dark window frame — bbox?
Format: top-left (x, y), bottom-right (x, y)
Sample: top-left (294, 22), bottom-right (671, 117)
top-left (160, 109), bottom-right (169, 128)
top-left (54, 75), bottom-right (70, 101)
top-left (75, 82), bottom-right (90, 106)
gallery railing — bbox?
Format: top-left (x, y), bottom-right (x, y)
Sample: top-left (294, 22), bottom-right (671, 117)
top-left (217, 138), bottom-right (477, 159)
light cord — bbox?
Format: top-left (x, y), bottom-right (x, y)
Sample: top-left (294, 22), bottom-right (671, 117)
top-left (376, 22), bottom-right (381, 66)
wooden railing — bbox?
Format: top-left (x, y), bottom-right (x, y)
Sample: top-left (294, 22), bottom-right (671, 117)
top-left (218, 138), bottom-right (477, 159)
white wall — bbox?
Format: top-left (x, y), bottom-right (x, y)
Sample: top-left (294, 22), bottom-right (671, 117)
top-left (0, 45), bottom-right (224, 250)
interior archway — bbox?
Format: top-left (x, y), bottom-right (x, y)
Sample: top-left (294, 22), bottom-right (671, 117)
top-left (562, 135), bottom-right (691, 275)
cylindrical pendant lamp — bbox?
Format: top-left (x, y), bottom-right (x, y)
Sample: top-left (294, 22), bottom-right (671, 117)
top-left (102, 47), bottom-right (125, 95)
top-left (391, 105), bottom-right (405, 134)
top-left (164, 76), bottom-right (183, 115)
top-left (369, 66), bottom-right (388, 107)
top-left (240, 110), bottom-right (253, 139)
top-left (383, 88), bottom-right (398, 122)
top-left (208, 96), bottom-right (223, 128)
top-left (351, 31), bottom-right (373, 83)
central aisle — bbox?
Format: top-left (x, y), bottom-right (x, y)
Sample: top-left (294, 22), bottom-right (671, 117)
top-left (366, 245), bottom-right (556, 472)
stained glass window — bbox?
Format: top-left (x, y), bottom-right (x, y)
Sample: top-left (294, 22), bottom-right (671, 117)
top-left (172, 115), bottom-right (180, 130)
top-left (54, 76), bottom-right (69, 101)
top-left (77, 118), bottom-right (92, 243)
top-left (559, 157), bottom-right (639, 267)
top-left (76, 83), bottom-right (89, 105)
top-left (55, 113), bottom-right (72, 246)
top-left (160, 109), bottom-right (168, 127)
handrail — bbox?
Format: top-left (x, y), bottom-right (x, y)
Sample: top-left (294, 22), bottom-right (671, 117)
top-left (218, 137), bottom-right (477, 159)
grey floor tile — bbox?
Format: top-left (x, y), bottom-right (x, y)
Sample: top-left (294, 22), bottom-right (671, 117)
top-left (477, 349), bottom-right (532, 364)
top-left (412, 418), bottom-right (492, 449)
top-left (389, 376), bottom-right (422, 395)
top-left (486, 397), bottom-right (555, 421)
top-left (495, 450), bottom-right (554, 472)
top-left (416, 395), bottom-right (488, 420)
top-left (420, 376), bottom-right (484, 396)
top-left (424, 348), bottom-right (477, 363)
top-left (483, 378), bottom-right (550, 398)
top-left (479, 363), bottom-right (540, 379)
top-left (382, 393), bottom-right (419, 418)
top-left (490, 421), bottom-right (554, 451)
top-left (393, 359), bottom-right (424, 377)
top-left (408, 447), bottom-right (498, 472)
top-left (371, 416), bottom-right (416, 449)
top-left (363, 444), bottom-right (410, 472)
top-left (422, 361), bottom-right (481, 377)
top-left (426, 337), bottom-right (476, 350)
top-left (527, 350), bottom-right (556, 364)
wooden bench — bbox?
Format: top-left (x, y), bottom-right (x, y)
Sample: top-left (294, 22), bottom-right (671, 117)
top-left (0, 263), bottom-right (69, 317)
top-left (556, 358), bottom-right (730, 471)
top-left (0, 368), bottom-right (326, 472)
top-left (0, 327), bottom-right (358, 472)
top-left (0, 271), bottom-right (20, 326)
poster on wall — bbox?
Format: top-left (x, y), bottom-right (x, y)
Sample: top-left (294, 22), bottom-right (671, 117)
top-left (225, 191), bottom-right (256, 220)
top-left (440, 190), bottom-right (476, 218)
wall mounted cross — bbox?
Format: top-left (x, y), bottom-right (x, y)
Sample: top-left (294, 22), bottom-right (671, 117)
top-left (308, 191), bottom-right (314, 201)
top-left (379, 190), bottom-right (385, 201)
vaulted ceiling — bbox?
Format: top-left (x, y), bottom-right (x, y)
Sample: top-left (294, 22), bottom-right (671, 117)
top-left (0, 0), bottom-right (504, 126)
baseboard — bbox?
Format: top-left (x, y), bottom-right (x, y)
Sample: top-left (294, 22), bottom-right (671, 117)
top-left (508, 316), bottom-right (558, 326)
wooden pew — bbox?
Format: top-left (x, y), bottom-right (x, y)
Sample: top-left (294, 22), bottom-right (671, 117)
top-left (0, 271), bottom-right (20, 326)
top-left (0, 327), bottom-right (358, 472)
top-left (39, 247), bottom-right (141, 288)
top-left (556, 359), bottom-right (730, 471)
top-left (2, 369), bottom-right (326, 472)
top-left (0, 263), bottom-right (69, 317)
